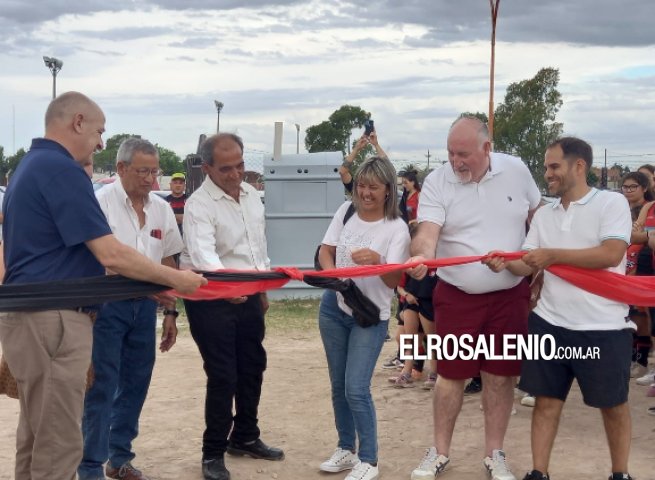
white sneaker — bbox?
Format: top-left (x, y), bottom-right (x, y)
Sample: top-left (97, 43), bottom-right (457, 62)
top-left (520, 394), bottom-right (536, 407)
top-left (345, 461), bottom-right (379, 480)
top-left (636, 368), bottom-right (655, 386)
top-left (320, 448), bottom-right (359, 473)
top-left (411, 447), bottom-right (450, 480)
top-left (630, 362), bottom-right (647, 378)
top-left (483, 450), bottom-right (516, 480)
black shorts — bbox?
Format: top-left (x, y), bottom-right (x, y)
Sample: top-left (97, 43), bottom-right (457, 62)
top-left (518, 312), bottom-right (632, 408)
top-left (404, 298), bottom-right (434, 321)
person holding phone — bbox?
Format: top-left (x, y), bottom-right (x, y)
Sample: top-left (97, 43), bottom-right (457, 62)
top-left (339, 121), bottom-right (388, 194)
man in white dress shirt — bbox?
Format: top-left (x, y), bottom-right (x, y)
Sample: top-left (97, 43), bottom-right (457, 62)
top-left (78, 137), bottom-right (183, 480)
top-left (181, 133), bottom-right (283, 480)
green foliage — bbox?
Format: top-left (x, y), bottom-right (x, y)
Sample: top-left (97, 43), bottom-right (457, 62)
top-left (5, 148), bottom-right (27, 181)
top-left (493, 67), bottom-right (564, 189)
top-left (157, 146), bottom-right (183, 175)
top-left (305, 105), bottom-right (370, 154)
top-left (587, 169), bottom-right (599, 187)
top-left (94, 133), bottom-right (138, 173)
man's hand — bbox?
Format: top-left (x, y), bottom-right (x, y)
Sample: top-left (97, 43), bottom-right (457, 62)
top-left (159, 315), bottom-right (178, 352)
top-left (482, 251), bottom-right (508, 273)
top-left (405, 255), bottom-right (428, 280)
top-left (351, 248), bottom-right (381, 265)
top-left (172, 270), bottom-right (207, 294)
top-left (368, 131), bottom-right (379, 147)
top-left (149, 292), bottom-right (177, 309)
top-left (405, 293), bottom-right (418, 305)
top-left (522, 249), bottom-right (557, 270)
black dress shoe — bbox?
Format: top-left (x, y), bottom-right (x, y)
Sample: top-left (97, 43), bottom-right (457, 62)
top-left (202, 457), bottom-right (230, 480)
top-left (227, 438), bottom-right (285, 461)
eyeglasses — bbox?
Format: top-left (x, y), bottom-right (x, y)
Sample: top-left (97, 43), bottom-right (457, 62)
top-left (131, 167), bottom-right (161, 178)
top-left (621, 184), bottom-right (640, 192)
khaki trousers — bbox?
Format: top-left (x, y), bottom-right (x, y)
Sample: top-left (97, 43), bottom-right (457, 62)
top-left (0, 310), bottom-right (93, 480)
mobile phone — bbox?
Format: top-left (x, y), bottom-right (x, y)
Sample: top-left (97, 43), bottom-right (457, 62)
top-left (364, 119), bottom-right (375, 136)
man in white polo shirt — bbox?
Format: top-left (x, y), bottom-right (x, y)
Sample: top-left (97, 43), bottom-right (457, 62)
top-left (408, 116), bottom-right (541, 480)
top-left (485, 137), bottom-right (633, 480)
top-left (78, 137), bottom-right (183, 480)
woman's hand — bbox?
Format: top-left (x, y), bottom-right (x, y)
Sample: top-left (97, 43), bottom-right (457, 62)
top-left (351, 248), bottom-right (381, 265)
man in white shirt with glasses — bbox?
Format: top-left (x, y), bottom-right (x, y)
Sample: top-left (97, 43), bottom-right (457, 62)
top-left (78, 137), bottom-right (183, 480)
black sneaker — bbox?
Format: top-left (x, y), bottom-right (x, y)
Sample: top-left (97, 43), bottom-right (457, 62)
top-left (464, 377), bottom-right (482, 395)
top-left (523, 470), bottom-right (549, 480)
top-left (609, 473), bottom-right (634, 480)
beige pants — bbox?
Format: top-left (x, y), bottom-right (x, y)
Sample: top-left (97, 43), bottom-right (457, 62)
top-left (0, 310), bottom-right (93, 480)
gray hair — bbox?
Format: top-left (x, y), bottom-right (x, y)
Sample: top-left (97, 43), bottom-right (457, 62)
top-left (451, 115), bottom-right (490, 146)
top-left (200, 133), bottom-right (244, 166)
top-left (352, 156), bottom-right (400, 220)
top-left (116, 137), bottom-right (158, 166)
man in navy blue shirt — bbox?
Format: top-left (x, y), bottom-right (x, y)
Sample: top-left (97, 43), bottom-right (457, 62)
top-left (0, 91), bottom-right (206, 480)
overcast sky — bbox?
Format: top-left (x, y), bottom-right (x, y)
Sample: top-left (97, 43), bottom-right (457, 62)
top-left (1, 0), bottom-right (654, 169)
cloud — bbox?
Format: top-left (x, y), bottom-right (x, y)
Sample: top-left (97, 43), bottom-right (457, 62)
top-left (72, 26), bottom-right (176, 41)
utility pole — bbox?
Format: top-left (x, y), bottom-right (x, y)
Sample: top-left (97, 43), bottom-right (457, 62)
top-left (294, 123), bottom-right (300, 154)
top-left (488, 0), bottom-right (500, 147)
top-left (425, 149), bottom-right (431, 169)
top-left (601, 148), bottom-right (608, 189)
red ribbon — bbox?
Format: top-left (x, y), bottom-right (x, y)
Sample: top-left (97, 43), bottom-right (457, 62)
top-left (173, 251), bottom-right (655, 306)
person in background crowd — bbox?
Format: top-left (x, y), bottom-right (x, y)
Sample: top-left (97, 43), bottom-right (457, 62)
top-left (399, 169), bottom-right (421, 229)
top-left (165, 172), bottom-right (187, 235)
top-left (637, 164), bottom-right (655, 192)
top-left (620, 172), bottom-right (654, 380)
top-left (340, 131), bottom-right (388, 194)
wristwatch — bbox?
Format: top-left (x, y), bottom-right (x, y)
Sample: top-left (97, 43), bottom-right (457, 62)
top-left (163, 309), bottom-right (179, 318)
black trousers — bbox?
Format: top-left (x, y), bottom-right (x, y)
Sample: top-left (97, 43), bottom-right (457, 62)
top-left (184, 295), bottom-right (267, 458)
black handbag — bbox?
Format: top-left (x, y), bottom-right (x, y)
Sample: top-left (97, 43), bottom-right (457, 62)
top-left (309, 203), bottom-right (381, 328)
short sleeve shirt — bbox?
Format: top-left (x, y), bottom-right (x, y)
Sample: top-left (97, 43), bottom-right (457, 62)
top-left (418, 152), bottom-right (541, 293)
top-left (3, 138), bottom-right (112, 284)
top-left (322, 202), bottom-right (410, 320)
top-left (525, 188), bottom-right (632, 330)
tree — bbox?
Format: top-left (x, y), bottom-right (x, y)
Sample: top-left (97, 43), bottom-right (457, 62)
top-left (493, 67), bottom-right (563, 188)
top-left (587, 169), bottom-right (599, 187)
top-left (6, 148), bottom-right (27, 181)
top-left (94, 133), bottom-right (138, 173)
top-left (305, 105), bottom-right (370, 154)
top-left (157, 146), bottom-right (183, 175)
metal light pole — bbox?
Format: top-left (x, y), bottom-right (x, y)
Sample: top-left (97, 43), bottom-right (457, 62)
top-left (488, 0), bottom-right (500, 146)
top-left (43, 56), bottom-right (63, 99)
top-left (294, 123), bottom-right (300, 154)
top-left (214, 100), bottom-right (223, 133)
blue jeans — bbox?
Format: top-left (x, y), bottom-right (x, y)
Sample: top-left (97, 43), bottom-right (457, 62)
top-left (78, 299), bottom-right (157, 480)
top-left (318, 290), bottom-right (388, 464)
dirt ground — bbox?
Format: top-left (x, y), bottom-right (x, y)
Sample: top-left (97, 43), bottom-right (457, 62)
top-left (1, 325), bottom-right (655, 480)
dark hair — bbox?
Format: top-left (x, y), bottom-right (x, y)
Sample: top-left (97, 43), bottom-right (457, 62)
top-left (401, 169), bottom-right (421, 192)
top-left (638, 164), bottom-right (655, 175)
top-left (200, 133), bottom-right (244, 166)
top-left (547, 136), bottom-right (593, 173)
top-left (621, 171), bottom-right (655, 202)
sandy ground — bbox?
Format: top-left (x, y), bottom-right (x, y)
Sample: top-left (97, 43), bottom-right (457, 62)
top-left (1, 324), bottom-right (655, 480)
